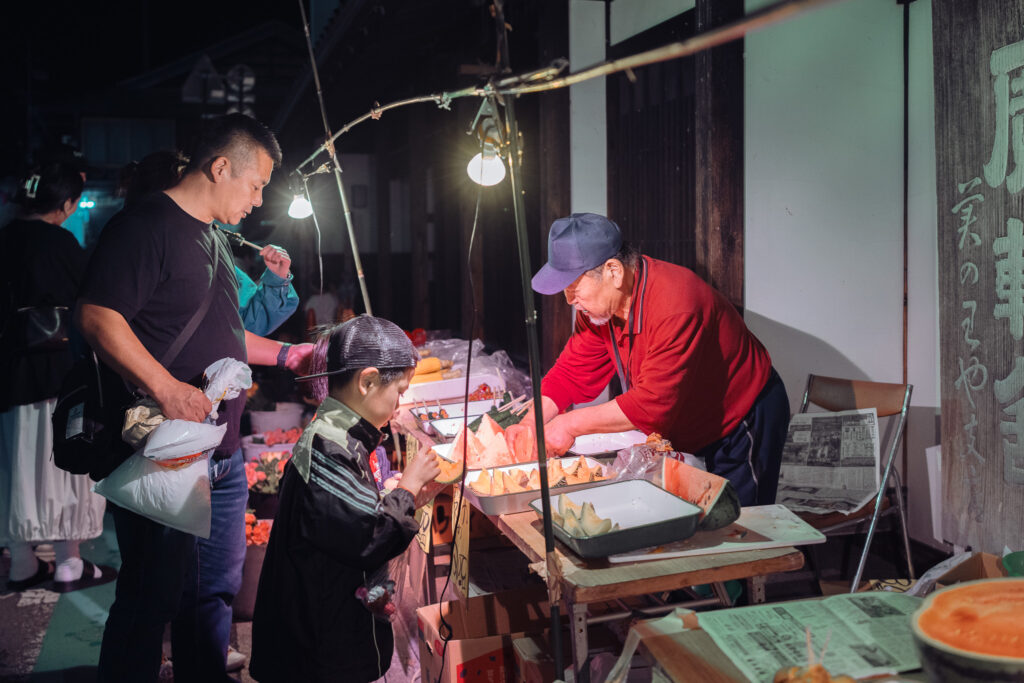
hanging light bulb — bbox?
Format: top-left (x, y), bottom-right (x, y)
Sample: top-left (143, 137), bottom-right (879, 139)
top-left (288, 194), bottom-right (313, 219)
top-left (467, 146), bottom-right (506, 186)
top-left (466, 98), bottom-right (507, 186)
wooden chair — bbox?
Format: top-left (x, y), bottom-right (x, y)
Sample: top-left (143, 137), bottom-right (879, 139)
top-left (792, 374), bottom-right (915, 593)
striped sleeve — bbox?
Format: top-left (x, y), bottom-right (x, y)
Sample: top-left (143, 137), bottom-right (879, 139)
top-left (297, 435), bottom-right (418, 569)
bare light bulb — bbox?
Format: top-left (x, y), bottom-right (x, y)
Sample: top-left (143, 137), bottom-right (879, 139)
top-left (466, 152), bottom-right (506, 186)
top-left (288, 194), bottom-right (313, 219)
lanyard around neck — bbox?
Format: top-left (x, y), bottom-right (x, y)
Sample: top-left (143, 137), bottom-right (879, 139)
top-left (608, 257), bottom-right (644, 392)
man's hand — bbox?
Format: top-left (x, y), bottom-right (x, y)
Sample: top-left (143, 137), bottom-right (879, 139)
top-left (260, 245), bottom-right (291, 279)
top-left (541, 414), bottom-right (577, 456)
top-left (155, 380), bottom-right (212, 422)
top-left (285, 343), bottom-right (314, 375)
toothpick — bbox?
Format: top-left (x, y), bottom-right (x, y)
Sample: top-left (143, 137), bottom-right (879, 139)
top-left (818, 629), bottom-right (833, 665)
top-left (497, 393), bottom-right (526, 411)
top-left (512, 398), bottom-right (534, 415)
top-left (805, 627), bottom-right (814, 668)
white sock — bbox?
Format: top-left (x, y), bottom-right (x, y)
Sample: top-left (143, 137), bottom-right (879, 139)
top-left (8, 542), bottom-right (38, 582)
top-left (53, 541), bottom-right (100, 583)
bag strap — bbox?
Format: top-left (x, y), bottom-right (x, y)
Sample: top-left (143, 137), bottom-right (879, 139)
top-left (159, 231), bottom-right (221, 368)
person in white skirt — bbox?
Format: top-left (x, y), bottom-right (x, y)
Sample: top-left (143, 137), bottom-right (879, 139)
top-left (0, 161), bottom-right (116, 592)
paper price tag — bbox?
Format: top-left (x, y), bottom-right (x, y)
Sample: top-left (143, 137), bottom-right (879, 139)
top-left (451, 484), bottom-right (471, 598)
top-left (415, 499), bottom-right (433, 553)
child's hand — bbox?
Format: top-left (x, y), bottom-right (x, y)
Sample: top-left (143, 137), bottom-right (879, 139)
top-left (398, 452), bottom-right (441, 497)
top-left (382, 473), bottom-right (402, 492)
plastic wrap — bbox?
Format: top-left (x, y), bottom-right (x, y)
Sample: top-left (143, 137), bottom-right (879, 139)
top-left (606, 443), bottom-right (706, 483)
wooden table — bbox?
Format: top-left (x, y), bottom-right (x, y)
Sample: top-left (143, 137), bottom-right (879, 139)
top-left (494, 510), bottom-right (806, 682)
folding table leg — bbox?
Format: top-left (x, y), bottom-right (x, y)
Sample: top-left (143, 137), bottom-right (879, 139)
top-left (747, 575), bottom-right (767, 604)
top-left (568, 599), bottom-right (590, 683)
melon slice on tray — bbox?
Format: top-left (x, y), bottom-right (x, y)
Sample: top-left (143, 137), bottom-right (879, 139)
top-left (660, 456), bottom-right (740, 531)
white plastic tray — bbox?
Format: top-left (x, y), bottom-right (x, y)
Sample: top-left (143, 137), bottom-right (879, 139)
top-left (401, 373), bottom-right (505, 405)
top-left (568, 430), bottom-right (646, 456)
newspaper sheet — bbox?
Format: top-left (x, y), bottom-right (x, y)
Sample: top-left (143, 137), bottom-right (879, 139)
top-left (699, 592), bottom-right (922, 682)
top-left (776, 408), bottom-right (880, 515)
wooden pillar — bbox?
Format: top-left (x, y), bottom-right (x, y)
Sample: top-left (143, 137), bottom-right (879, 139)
top-left (933, 0), bottom-right (1024, 553)
top-left (375, 124), bottom-right (393, 318)
top-left (537, 0), bottom-right (573, 371)
top-left (693, 0), bottom-right (745, 308)
top-left (409, 112), bottom-right (431, 328)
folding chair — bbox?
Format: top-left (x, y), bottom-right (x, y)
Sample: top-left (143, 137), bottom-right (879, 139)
top-left (793, 374), bottom-right (915, 593)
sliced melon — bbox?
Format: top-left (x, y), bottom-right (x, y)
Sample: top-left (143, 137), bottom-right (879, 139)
top-left (660, 457), bottom-right (740, 531)
top-left (579, 502), bottom-right (613, 536)
top-left (501, 470), bottom-right (528, 494)
top-left (557, 493), bottom-right (582, 520)
top-left (434, 456), bottom-right (464, 484)
top-left (527, 469), bottom-right (541, 490)
top-left (561, 510), bottom-right (585, 538)
top-left (468, 468), bottom-right (493, 495)
top-left (547, 460), bottom-right (566, 487)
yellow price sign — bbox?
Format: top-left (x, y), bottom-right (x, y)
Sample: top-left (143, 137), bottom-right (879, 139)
top-left (415, 499), bottom-right (433, 553)
top-left (450, 484), bottom-right (471, 598)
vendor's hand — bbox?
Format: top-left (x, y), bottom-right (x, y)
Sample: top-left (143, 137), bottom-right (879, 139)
top-left (504, 422), bottom-right (537, 463)
top-left (285, 343), bottom-right (314, 375)
top-left (399, 451), bottom-right (441, 498)
top-left (155, 380), bottom-right (212, 422)
top-left (260, 245), bottom-right (291, 279)
top-left (541, 414), bottom-right (576, 457)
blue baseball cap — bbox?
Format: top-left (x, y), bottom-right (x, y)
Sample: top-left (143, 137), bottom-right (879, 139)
top-left (531, 213), bottom-right (623, 295)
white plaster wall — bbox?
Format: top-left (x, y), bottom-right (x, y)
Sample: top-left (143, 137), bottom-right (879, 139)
top-left (744, 0), bottom-right (943, 548)
top-left (610, 0), bottom-right (695, 46)
top-left (569, 0), bottom-right (608, 215)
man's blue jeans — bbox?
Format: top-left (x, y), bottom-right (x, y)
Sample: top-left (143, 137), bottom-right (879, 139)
top-left (97, 449), bottom-right (248, 683)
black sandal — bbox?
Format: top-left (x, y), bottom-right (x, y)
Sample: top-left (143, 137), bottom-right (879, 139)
top-left (6, 558), bottom-right (55, 591)
top-left (51, 560), bottom-right (118, 593)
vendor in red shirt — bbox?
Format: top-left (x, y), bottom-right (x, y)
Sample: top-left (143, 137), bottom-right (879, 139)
top-left (512, 213), bottom-right (789, 506)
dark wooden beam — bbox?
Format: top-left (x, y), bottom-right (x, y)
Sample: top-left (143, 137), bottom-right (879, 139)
top-left (537, 0), bottom-right (573, 371)
top-left (694, 0), bottom-right (745, 308)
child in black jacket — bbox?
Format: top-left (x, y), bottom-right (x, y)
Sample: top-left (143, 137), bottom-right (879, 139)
top-left (250, 316), bottom-right (440, 682)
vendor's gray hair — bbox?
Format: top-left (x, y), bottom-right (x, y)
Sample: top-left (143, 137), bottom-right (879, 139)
top-left (586, 241), bottom-right (640, 278)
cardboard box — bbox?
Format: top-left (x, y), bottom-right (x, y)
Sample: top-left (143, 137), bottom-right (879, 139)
top-left (417, 587), bottom-right (552, 683)
top-left (935, 551), bottom-right (1008, 588)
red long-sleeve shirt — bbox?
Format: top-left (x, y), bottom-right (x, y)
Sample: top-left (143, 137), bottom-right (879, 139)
top-left (541, 256), bottom-right (773, 453)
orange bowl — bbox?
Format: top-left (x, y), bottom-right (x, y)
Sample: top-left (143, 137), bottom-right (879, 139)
top-left (911, 578), bottom-right (1024, 682)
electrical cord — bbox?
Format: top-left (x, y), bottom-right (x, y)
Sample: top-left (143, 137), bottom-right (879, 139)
top-left (434, 139), bottom-right (486, 683)
top-left (302, 174), bottom-right (326, 295)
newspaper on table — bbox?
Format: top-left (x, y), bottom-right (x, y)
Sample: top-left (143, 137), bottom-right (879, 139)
top-left (776, 408), bottom-right (880, 515)
top-left (699, 592), bottom-right (922, 682)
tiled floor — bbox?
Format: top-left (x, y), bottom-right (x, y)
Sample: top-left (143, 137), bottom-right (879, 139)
top-left (0, 511), bottom-right (947, 683)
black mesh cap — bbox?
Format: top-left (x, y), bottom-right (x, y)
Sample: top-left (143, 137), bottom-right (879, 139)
top-left (295, 315), bottom-right (418, 381)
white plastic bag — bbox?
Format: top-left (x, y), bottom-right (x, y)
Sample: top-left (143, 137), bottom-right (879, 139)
top-left (94, 454), bottom-right (211, 538)
top-left (93, 358), bottom-right (251, 538)
top-left (144, 420), bottom-right (227, 463)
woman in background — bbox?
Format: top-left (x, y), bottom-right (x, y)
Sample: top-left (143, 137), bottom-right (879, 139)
top-left (0, 162), bottom-right (116, 592)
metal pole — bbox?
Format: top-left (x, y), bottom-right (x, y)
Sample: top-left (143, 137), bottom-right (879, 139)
top-left (297, 0), bottom-right (373, 315)
top-left (490, 0), bottom-right (563, 674)
top-left (503, 94), bottom-right (564, 682)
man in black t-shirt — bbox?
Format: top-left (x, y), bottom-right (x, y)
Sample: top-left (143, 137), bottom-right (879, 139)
top-left (76, 114), bottom-right (312, 683)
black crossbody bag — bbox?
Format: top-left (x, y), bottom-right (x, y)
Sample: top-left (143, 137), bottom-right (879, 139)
top-left (52, 241), bottom-right (220, 481)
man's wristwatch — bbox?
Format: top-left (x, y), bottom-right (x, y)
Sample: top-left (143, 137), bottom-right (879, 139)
top-left (276, 343), bottom-right (292, 369)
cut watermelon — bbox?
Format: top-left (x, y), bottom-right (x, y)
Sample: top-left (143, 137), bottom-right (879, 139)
top-left (660, 457), bottom-right (740, 531)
